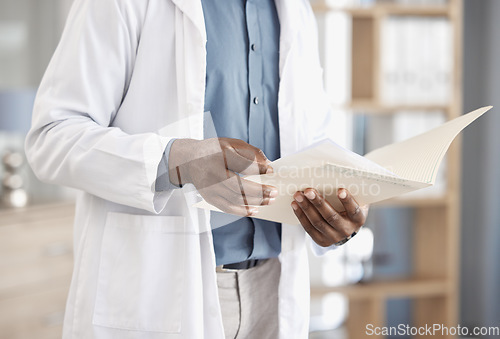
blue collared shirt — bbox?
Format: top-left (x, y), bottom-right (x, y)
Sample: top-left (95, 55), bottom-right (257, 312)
top-left (202, 0), bottom-right (281, 266)
top-left (158, 0), bottom-right (282, 266)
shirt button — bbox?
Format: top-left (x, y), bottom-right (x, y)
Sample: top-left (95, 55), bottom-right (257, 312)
top-left (253, 97), bottom-right (259, 105)
top-left (251, 43), bottom-right (257, 51)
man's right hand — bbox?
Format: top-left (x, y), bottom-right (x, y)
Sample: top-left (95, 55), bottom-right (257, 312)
top-left (168, 138), bottom-right (278, 216)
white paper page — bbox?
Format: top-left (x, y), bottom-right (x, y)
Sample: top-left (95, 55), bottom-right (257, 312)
top-left (365, 106), bottom-right (491, 184)
top-left (194, 140), bottom-right (428, 225)
top-left (268, 139), bottom-right (396, 177)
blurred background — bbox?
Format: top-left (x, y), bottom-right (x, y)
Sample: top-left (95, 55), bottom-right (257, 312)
top-left (0, 0), bottom-right (498, 338)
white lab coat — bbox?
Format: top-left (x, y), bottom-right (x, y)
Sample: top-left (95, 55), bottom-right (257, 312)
top-left (25, 0), bottom-right (335, 338)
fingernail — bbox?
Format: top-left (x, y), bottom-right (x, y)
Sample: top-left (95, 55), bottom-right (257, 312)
top-left (305, 190), bottom-right (315, 200)
top-left (338, 189), bottom-right (347, 199)
top-left (295, 194), bottom-right (304, 203)
top-left (269, 189), bottom-right (279, 198)
top-left (269, 198), bottom-right (276, 204)
top-left (291, 202), bottom-right (298, 210)
top-left (266, 166), bottom-right (274, 174)
top-left (265, 189), bottom-right (278, 198)
top-left (249, 208), bottom-right (259, 216)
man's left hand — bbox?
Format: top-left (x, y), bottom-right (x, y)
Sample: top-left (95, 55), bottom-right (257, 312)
top-left (291, 188), bottom-right (368, 247)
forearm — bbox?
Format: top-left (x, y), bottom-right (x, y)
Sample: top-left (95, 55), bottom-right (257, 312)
top-left (26, 117), bottom-right (171, 213)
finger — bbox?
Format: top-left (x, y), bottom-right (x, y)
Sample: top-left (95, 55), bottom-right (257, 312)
top-left (221, 173), bottom-right (278, 205)
top-left (221, 139), bottom-right (271, 175)
top-left (233, 178), bottom-right (277, 206)
top-left (293, 191), bottom-right (345, 242)
top-left (207, 194), bottom-right (259, 217)
top-left (303, 188), bottom-right (359, 238)
top-left (337, 188), bottom-right (366, 226)
top-left (302, 188), bottom-right (344, 231)
top-left (202, 175), bottom-right (275, 207)
top-left (230, 140), bottom-right (271, 174)
top-left (291, 201), bottom-right (330, 247)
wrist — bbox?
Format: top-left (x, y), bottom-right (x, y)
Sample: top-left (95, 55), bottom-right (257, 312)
top-left (168, 138), bottom-right (200, 186)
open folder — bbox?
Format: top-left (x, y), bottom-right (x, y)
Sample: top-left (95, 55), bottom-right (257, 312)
top-left (194, 106), bottom-right (492, 225)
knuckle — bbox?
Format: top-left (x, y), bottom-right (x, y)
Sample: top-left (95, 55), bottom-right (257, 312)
top-left (340, 227), bottom-right (353, 238)
top-left (312, 220), bottom-right (329, 232)
top-left (351, 208), bottom-right (366, 225)
top-left (325, 213), bottom-right (341, 225)
top-left (300, 202), bottom-right (311, 211)
top-left (311, 196), bottom-right (324, 207)
top-left (351, 205), bottom-right (361, 216)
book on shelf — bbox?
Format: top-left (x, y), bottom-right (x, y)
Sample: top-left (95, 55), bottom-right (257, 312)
top-left (381, 16), bottom-right (452, 105)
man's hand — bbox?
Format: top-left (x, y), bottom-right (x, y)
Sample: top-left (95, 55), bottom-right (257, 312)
top-left (291, 188), bottom-right (368, 247)
top-left (168, 138), bottom-right (278, 216)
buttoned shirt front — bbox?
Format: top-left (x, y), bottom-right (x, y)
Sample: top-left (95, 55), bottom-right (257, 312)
top-left (201, 0), bottom-right (282, 266)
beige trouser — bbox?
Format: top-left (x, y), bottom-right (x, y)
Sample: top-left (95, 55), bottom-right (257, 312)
top-left (216, 258), bottom-right (281, 339)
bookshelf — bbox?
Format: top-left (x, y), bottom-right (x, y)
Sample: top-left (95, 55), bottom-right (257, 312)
top-left (310, 1), bottom-right (463, 338)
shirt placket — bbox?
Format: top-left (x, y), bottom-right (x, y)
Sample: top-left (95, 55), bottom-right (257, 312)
top-left (246, 0), bottom-right (265, 152)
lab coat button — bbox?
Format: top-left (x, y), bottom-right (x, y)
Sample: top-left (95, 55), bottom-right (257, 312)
top-left (253, 97), bottom-right (259, 105)
top-left (251, 43), bottom-right (257, 51)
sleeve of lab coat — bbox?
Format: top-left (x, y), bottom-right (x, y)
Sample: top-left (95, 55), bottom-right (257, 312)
top-left (25, 0), bottom-right (174, 214)
top-left (309, 237), bottom-right (338, 256)
top-left (155, 139), bottom-right (181, 191)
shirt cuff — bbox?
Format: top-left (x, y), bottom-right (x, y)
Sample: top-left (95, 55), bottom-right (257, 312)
top-left (155, 138), bottom-right (181, 191)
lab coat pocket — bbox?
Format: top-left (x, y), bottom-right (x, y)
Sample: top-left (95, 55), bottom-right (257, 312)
top-left (92, 212), bottom-right (185, 333)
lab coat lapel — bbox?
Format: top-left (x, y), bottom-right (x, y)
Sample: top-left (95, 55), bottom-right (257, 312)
top-left (275, 0), bottom-right (302, 157)
top-left (274, 0), bottom-right (300, 77)
top-left (172, 0), bottom-right (206, 140)
top-left (170, 0), bottom-right (206, 42)
top-left (274, 2), bottom-right (311, 337)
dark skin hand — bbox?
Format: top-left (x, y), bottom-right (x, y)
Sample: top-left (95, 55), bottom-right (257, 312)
top-left (291, 188), bottom-right (368, 247)
top-left (168, 138), bottom-right (278, 216)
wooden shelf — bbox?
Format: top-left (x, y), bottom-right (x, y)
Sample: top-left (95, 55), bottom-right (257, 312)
top-left (311, 278), bottom-right (450, 300)
top-left (312, 2), bottom-right (451, 17)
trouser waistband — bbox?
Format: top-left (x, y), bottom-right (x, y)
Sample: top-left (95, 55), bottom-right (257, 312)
top-left (216, 259), bottom-right (262, 272)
